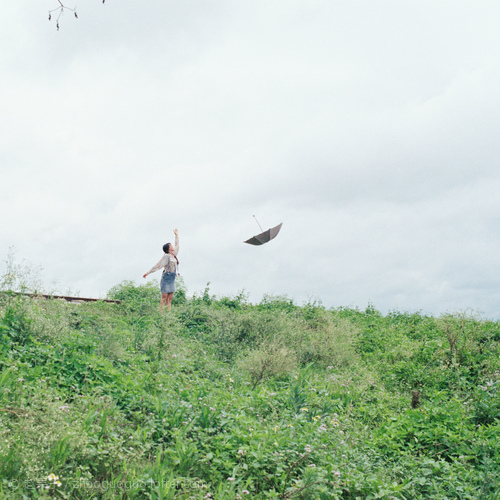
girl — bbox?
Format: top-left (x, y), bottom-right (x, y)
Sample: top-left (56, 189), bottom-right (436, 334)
top-left (143, 228), bottom-right (179, 311)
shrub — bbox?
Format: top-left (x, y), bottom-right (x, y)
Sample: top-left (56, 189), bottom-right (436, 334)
top-left (237, 340), bottom-right (297, 389)
top-left (0, 298), bottom-right (33, 347)
top-left (287, 313), bottom-right (361, 368)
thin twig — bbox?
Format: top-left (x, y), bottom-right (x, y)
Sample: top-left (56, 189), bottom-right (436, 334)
top-left (281, 480), bottom-right (326, 499)
top-left (0, 408), bottom-right (30, 417)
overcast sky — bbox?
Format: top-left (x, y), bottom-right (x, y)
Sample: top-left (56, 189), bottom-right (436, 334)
top-left (1, 1), bottom-right (500, 318)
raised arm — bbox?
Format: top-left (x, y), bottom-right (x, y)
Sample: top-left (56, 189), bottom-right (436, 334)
top-left (173, 228), bottom-right (179, 255)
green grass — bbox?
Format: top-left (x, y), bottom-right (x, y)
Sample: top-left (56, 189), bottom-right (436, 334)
top-left (0, 281), bottom-right (499, 499)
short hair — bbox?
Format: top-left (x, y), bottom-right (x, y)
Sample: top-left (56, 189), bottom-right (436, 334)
top-left (162, 242), bottom-right (179, 265)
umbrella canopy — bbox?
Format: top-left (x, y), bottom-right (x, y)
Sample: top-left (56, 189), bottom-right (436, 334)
top-left (244, 222), bottom-right (283, 245)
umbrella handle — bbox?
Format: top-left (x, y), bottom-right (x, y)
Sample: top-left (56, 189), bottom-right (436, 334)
top-left (253, 215), bottom-right (264, 232)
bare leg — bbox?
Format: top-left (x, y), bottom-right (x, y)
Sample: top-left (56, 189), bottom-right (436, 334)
top-left (166, 292), bottom-right (174, 311)
top-left (160, 293), bottom-right (169, 311)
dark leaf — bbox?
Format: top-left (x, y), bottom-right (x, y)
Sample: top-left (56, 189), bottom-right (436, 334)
top-left (48, 13), bottom-right (52, 21)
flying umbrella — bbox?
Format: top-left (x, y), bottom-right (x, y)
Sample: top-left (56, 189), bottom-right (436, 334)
top-left (244, 216), bottom-right (283, 246)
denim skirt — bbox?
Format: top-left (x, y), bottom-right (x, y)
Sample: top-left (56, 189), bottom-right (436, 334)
top-left (160, 272), bottom-right (176, 293)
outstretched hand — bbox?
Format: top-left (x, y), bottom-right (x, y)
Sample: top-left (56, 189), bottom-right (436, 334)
top-left (174, 228), bottom-right (179, 236)
top-left (143, 273), bottom-right (148, 279)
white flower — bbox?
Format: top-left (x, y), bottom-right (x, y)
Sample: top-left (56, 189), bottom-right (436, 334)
top-left (227, 477), bottom-right (235, 481)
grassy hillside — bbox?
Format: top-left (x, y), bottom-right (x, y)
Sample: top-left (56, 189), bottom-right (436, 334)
top-left (1, 280), bottom-right (499, 499)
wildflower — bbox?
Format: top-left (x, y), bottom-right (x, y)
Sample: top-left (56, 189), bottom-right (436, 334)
top-left (227, 477), bottom-right (235, 481)
top-left (308, 464), bottom-right (316, 467)
top-left (229, 378), bottom-right (234, 383)
top-left (238, 449), bottom-right (244, 455)
top-left (274, 441), bottom-right (279, 446)
top-left (305, 445), bottom-right (311, 452)
top-left (55, 481), bottom-right (62, 487)
top-left (242, 491), bottom-right (250, 495)
top-left (236, 496), bottom-right (242, 500)
top-left (300, 407), bottom-right (308, 412)
top-left (334, 471), bottom-right (341, 477)
top-left (273, 426), bottom-right (279, 431)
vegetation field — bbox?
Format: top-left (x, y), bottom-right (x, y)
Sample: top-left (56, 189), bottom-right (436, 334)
top-left (1, 276), bottom-right (500, 499)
